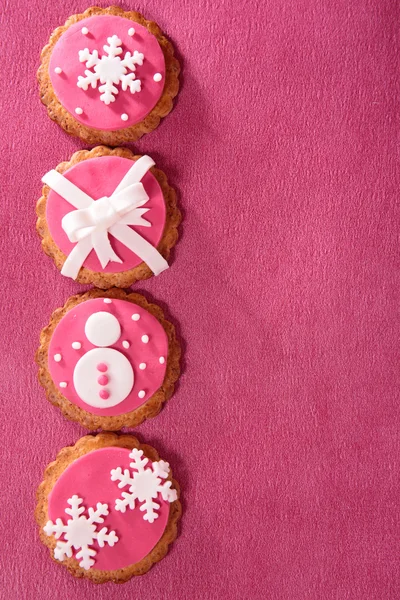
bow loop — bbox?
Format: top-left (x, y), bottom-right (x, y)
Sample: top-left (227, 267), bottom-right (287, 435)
top-left (109, 182), bottom-right (149, 215)
top-left (61, 182), bottom-right (149, 244)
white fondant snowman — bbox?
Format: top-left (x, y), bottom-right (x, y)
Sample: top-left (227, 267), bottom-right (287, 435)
top-left (73, 311), bottom-right (134, 409)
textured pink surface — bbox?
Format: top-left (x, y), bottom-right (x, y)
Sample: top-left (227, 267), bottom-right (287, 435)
top-left (48, 297), bottom-right (168, 415)
top-left (48, 447), bottom-right (170, 570)
top-left (50, 15), bottom-right (165, 130)
top-left (0, 1), bottom-right (399, 599)
top-left (46, 156), bottom-right (166, 272)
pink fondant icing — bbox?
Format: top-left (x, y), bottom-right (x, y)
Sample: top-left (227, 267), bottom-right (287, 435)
top-left (48, 298), bottom-right (168, 416)
top-left (46, 156), bottom-right (166, 273)
top-left (48, 447), bottom-right (170, 571)
top-left (49, 15), bottom-right (166, 130)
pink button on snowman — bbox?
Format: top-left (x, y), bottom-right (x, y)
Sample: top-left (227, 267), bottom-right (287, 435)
top-left (73, 311), bottom-right (134, 409)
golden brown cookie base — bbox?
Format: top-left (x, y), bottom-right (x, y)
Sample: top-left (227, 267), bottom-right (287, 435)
top-left (36, 289), bottom-right (181, 430)
top-left (36, 145), bottom-right (181, 288)
top-left (36, 433), bottom-right (182, 583)
top-left (38, 6), bottom-right (180, 145)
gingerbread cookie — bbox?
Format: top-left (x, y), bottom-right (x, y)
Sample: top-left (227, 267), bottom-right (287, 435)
top-left (36, 433), bottom-right (181, 583)
top-left (38, 6), bottom-right (180, 144)
top-left (36, 289), bottom-right (181, 430)
top-left (37, 146), bottom-right (180, 288)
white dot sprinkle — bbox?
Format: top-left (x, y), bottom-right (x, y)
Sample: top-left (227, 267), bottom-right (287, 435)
top-left (128, 27), bottom-right (135, 36)
top-left (159, 356), bottom-right (165, 364)
top-left (59, 382), bottom-right (67, 388)
top-left (121, 113), bottom-right (129, 121)
top-left (138, 390), bottom-right (146, 399)
top-left (122, 341), bottom-right (130, 349)
top-left (75, 107), bottom-right (83, 115)
top-left (153, 73), bottom-right (163, 82)
top-left (132, 313), bottom-right (140, 321)
top-left (54, 354), bottom-right (62, 362)
top-left (82, 27), bottom-right (89, 35)
top-left (72, 342), bottom-right (81, 350)
top-left (54, 67), bottom-right (62, 74)
top-left (139, 363), bottom-right (147, 370)
top-left (141, 335), bottom-right (149, 344)
top-left (103, 298), bottom-right (112, 304)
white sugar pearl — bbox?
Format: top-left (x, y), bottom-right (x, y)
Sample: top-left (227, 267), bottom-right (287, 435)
top-left (121, 113), bottom-right (129, 121)
top-left (103, 298), bottom-right (112, 304)
top-left (122, 341), bottom-right (130, 349)
top-left (59, 382), bottom-right (67, 388)
top-left (132, 313), bottom-right (140, 321)
top-left (54, 67), bottom-right (62, 74)
top-left (141, 335), bottom-right (149, 344)
top-left (138, 390), bottom-right (146, 399)
top-left (72, 342), bottom-right (81, 350)
top-left (54, 354), bottom-right (62, 362)
top-left (159, 356), bottom-right (165, 364)
top-left (139, 363), bottom-right (147, 370)
top-left (82, 27), bottom-right (89, 35)
top-left (75, 107), bottom-right (83, 115)
top-left (128, 27), bottom-right (135, 36)
top-left (153, 73), bottom-right (162, 82)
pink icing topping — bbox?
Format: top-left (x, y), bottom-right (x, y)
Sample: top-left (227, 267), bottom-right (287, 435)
top-left (99, 389), bottom-right (110, 400)
top-left (48, 298), bottom-right (168, 416)
top-left (49, 15), bottom-right (166, 130)
top-left (97, 363), bottom-right (108, 373)
top-left (98, 375), bottom-right (109, 385)
top-left (46, 155), bottom-right (166, 273)
top-left (48, 447), bottom-right (170, 570)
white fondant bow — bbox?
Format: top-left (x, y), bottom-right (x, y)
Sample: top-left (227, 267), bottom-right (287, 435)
top-left (42, 155), bottom-right (168, 280)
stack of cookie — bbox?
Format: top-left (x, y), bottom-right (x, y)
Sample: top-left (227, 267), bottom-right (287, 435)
top-left (34, 7), bottom-right (182, 584)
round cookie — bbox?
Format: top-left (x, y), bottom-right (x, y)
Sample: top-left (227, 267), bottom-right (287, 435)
top-left (36, 433), bottom-right (181, 583)
top-left (38, 6), bottom-right (180, 144)
top-left (36, 289), bottom-right (181, 430)
top-left (37, 146), bottom-right (180, 288)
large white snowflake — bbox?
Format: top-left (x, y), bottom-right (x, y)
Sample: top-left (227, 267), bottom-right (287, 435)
top-left (110, 448), bottom-right (177, 523)
top-left (43, 495), bottom-right (119, 570)
top-left (77, 35), bottom-right (144, 105)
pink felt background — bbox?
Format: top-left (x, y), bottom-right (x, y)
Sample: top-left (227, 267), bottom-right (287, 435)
top-left (0, 1), bottom-right (399, 598)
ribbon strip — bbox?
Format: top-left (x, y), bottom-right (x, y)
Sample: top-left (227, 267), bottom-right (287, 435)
top-left (42, 155), bottom-right (169, 280)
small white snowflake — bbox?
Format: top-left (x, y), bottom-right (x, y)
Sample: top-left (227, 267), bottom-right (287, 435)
top-left (110, 448), bottom-right (177, 523)
top-left (77, 35), bottom-right (144, 105)
top-left (43, 495), bottom-right (119, 570)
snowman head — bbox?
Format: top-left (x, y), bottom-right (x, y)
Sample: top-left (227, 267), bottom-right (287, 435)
top-left (84, 311), bottom-right (122, 347)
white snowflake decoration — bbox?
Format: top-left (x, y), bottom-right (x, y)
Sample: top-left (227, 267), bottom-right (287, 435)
top-left (43, 495), bottom-right (118, 570)
top-left (77, 35), bottom-right (144, 105)
top-left (110, 448), bottom-right (177, 523)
